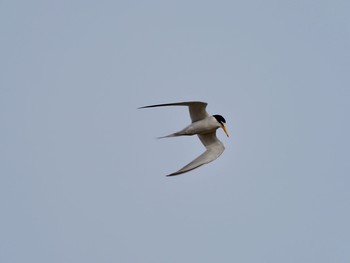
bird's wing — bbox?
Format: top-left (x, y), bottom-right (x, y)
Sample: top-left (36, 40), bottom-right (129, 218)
top-left (167, 131), bottom-right (225, 176)
top-left (139, 101), bottom-right (209, 122)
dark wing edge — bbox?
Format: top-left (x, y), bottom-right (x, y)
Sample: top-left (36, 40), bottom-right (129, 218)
top-left (138, 101), bottom-right (208, 122)
top-left (167, 133), bottom-right (225, 177)
top-left (166, 150), bottom-right (211, 176)
top-left (138, 101), bottom-right (207, 109)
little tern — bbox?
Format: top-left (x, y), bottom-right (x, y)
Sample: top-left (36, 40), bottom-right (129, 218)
top-left (139, 101), bottom-right (229, 176)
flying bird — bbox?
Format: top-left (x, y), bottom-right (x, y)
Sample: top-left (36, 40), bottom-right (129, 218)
top-left (139, 101), bottom-right (229, 176)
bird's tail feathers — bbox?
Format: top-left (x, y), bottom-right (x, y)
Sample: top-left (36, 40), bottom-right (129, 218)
top-left (157, 132), bottom-right (182, 139)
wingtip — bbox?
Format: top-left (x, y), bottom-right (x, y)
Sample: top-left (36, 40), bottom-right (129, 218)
top-left (166, 173), bottom-right (179, 177)
top-left (138, 105), bottom-right (153, 109)
top-left (138, 104), bottom-right (157, 109)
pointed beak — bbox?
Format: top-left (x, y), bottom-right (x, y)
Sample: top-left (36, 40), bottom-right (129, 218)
top-left (221, 124), bottom-right (229, 137)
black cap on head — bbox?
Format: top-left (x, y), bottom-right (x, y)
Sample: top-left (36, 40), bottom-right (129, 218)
top-left (213, 114), bottom-right (226, 124)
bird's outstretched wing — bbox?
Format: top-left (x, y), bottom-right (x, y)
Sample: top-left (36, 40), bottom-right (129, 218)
top-left (139, 101), bottom-right (209, 122)
top-left (167, 131), bottom-right (225, 176)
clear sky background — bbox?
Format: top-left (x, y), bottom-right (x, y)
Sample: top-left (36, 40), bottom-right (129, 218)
top-left (1, 0), bottom-right (349, 262)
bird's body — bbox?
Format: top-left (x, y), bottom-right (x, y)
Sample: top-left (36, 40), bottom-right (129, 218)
top-left (160, 116), bottom-right (222, 138)
top-left (139, 101), bottom-right (229, 176)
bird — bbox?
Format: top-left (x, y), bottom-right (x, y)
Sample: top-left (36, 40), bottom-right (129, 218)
top-left (139, 101), bottom-right (229, 176)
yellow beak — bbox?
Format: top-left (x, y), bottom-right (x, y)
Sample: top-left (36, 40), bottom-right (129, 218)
top-left (221, 124), bottom-right (229, 137)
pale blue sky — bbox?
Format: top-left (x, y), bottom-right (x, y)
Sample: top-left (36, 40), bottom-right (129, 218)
top-left (1, 0), bottom-right (350, 262)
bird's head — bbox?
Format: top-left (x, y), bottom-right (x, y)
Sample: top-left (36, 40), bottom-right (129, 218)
top-left (213, 114), bottom-right (229, 137)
